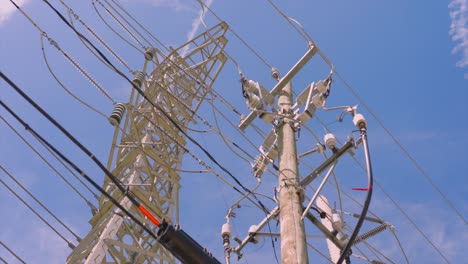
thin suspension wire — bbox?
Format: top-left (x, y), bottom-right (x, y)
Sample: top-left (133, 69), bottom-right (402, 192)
top-left (60, 0), bottom-right (133, 73)
top-left (39, 0), bottom-right (260, 200)
top-left (266, 0), bottom-right (313, 44)
top-left (0, 256), bottom-right (6, 264)
top-left (196, 0), bottom-right (274, 70)
top-left (0, 165), bottom-right (82, 242)
top-left (0, 114), bottom-right (99, 206)
top-left (0, 96), bottom-right (161, 241)
top-left (306, 241), bottom-right (333, 263)
top-left (101, 0), bottom-right (153, 47)
top-left (266, 0), bottom-right (466, 225)
top-left (0, 172), bottom-right (76, 249)
top-left (91, 0), bottom-right (143, 53)
top-left (40, 35), bottom-right (108, 119)
top-left (313, 115), bottom-right (450, 262)
top-left (0, 241), bottom-right (26, 264)
top-left (195, 0), bottom-right (243, 75)
top-left (336, 69), bottom-right (466, 224)
top-left (93, 0), bottom-right (146, 49)
top-left (107, 0), bottom-right (170, 52)
top-left (390, 227), bottom-right (410, 264)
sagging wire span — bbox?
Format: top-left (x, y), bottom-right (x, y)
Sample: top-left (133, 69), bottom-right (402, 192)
top-left (0, 114), bottom-right (99, 210)
top-left (93, 0), bottom-right (146, 49)
top-left (91, 0), bottom-right (143, 53)
top-left (0, 71), bottom-right (161, 234)
top-left (60, 0), bottom-right (133, 73)
top-left (40, 0), bottom-right (260, 203)
top-left (0, 166), bottom-right (76, 249)
top-left (0, 241), bottom-right (26, 264)
top-left (196, 0), bottom-right (274, 70)
top-left (267, 0), bottom-right (466, 229)
top-left (313, 115), bottom-right (449, 263)
top-left (0, 165), bottom-right (82, 242)
top-left (39, 35), bottom-right (108, 119)
top-left (195, 0), bottom-right (244, 76)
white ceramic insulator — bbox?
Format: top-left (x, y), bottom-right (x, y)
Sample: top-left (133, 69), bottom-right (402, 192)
top-left (243, 80), bottom-right (260, 95)
top-left (353, 113), bottom-right (367, 129)
top-left (221, 223), bottom-right (232, 237)
top-left (324, 133), bottom-right (337, 149)
top-left (247, 94), bottom-right (262, 109)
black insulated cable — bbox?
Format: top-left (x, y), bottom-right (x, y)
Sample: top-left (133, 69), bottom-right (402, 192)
top-left (0, 97), bottom-right (158, 240)
top-left (337, 128), bottom-right (373, 264)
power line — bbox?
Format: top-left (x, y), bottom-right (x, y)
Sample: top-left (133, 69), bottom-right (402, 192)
top-left (0, 168), bottom-right (76, 249)
top-left (0, 165), bottom-right (82, 242)
top-left (0, 241), bottom-right (26, 264)
top-left (106, 0), bottom-right (170, 52)
top-left (90, 0), bottom-right (144, 53)
top-left (0, 114), bottom-right (99, 210)
top-left (40, 0), bottom-right (263, 202)
top-left (40, 34), bottom-right (108, 119)
top-left (312, 115), bottom-right (451, 263)
top-left (265, 0), bottom-right (466, 225)
top-left (37, 0), bottom-right (272, 217)
top-left (0, 96), bottom-right (160, 242)
top-left (196, 0), bottom-right (274, 70)
top-left (93, 0), bottom-right (146, 49)
top-left (60, 0), bottom-right (133, 73)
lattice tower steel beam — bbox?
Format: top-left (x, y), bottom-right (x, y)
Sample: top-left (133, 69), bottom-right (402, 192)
top-left (67, 22), bottom-right (228, 264)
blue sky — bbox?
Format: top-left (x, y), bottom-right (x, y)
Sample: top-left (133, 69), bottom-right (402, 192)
top-left (0, 0), bottom-right (467, 263)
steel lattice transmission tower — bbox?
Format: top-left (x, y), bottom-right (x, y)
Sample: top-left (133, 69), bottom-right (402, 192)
top-left (67, 22), bottom-right (228, 263)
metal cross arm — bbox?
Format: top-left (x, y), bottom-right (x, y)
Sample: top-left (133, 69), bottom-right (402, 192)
top-left (238, 45), bottom-right (317, 130)
top-left (300, 138), bottom-right (356, 187)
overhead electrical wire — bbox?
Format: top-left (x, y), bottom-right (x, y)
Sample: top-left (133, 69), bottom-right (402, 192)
top-left (0, 72), bottom-right (162, 239)
top-left (196, 0), bottom-right (274, 70)
top-left (41, 0), bottom-right (271, 221)
top-left (107, 0), bottom-right (170, 52)
top-left (0, 168), bottom-right (76, 249)
top-left (263, 0), bottom-right (457, 257)
top-left (60, 0), bottom-right (133, 73)
top-left (100, 0), bottom-right (153, 48)
top-left (265, 0), bottom-right (466, 225)
top-left (90, 0), bottom-right (144, 53)
top-left (8, 1), bottom-right (394, 262)
top-left (314, 113), bottom-right (450, 263)
top-left (0, 114), bottom-right (99, 208)
top-left (93, 0), bottom-right (146, 49)
top-left (0, 241), bottom-right (26, 264)
top-left (37, 0), bottom-right (260, 199)
top-left (0, 165), bottom-right (82, 242)
top-left (8, 0), bottom-right (115, 104)
top-left (40, 35), bottom-right (108, 119)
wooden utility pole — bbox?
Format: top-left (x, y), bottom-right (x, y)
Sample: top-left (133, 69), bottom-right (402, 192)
top-left (278, 81), bottom-right (309, 263)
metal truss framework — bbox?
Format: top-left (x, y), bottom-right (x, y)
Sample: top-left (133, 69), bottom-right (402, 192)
top-left (67, 22), bottom-right (228, 264)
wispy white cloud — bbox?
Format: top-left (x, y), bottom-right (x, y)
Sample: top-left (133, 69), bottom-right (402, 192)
top-left (0, 0), bottom-right (28, 26)
top-left (180, 0), bottom-right (214, 56)
top-left (449, 0), bottom-right (468, 78)
top-left (186, 0), bottom-right (213, 41)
